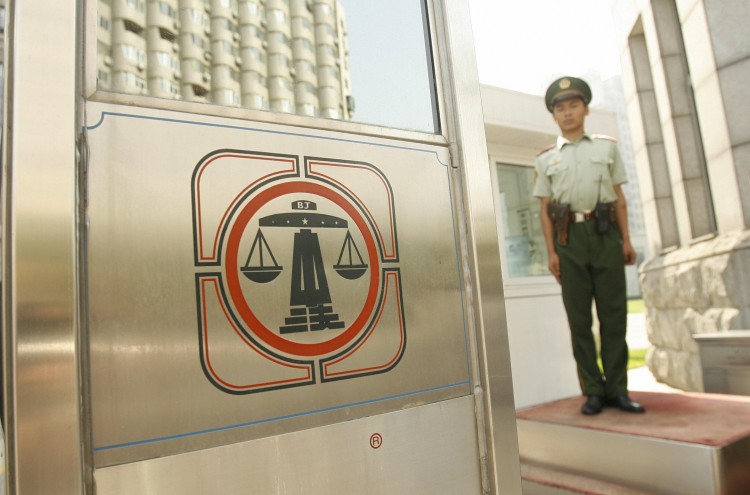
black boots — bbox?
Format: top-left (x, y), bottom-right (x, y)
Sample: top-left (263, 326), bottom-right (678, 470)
top-left (581, 394), bottom-right (646, 415)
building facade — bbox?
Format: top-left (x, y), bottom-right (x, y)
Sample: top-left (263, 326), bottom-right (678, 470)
top-left (612, 0), bottom-right (750, 390)
top-left (97, 0), bottom-right (354, 120)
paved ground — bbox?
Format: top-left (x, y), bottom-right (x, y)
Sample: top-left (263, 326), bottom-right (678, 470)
top-left (626, 313), bottom-right (649, 349)
top-left (628, 367), bottom-right (680, 392)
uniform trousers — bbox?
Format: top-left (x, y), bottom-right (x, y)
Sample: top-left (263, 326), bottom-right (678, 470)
top-left (556, 220), bottom-right (629, 398)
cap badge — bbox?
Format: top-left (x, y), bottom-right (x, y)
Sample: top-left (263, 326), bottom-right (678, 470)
top-left (559, 78), bottom-right (571, 89)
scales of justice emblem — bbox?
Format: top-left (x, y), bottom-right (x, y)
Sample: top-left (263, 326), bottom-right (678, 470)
top-left (242, 200), bottom-right (367, 334)
top-left (193, 151), bottom-right (405, 395)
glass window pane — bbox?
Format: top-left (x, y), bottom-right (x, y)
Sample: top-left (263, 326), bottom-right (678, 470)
top-left (496, 164), bottom-right (549, 278)
top-left (95, 0), bottom-right (438, 133)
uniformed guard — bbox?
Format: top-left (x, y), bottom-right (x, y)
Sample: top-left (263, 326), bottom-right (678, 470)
top-left (533, 76), bottom-right (645, 415)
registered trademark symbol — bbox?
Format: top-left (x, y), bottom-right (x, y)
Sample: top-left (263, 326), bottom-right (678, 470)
top-left (370, 433), bottom-right (383, 449)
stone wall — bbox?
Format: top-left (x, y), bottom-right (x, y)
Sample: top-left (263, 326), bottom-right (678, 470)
top-left (639, 229), bottom-right (750, 391)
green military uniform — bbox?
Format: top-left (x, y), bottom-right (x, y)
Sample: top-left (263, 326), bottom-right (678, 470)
top-left (533, 131), bottom-right (630, 399)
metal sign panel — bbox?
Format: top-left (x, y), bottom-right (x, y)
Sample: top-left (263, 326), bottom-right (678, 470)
top-left (94, 397), bottom-right (482, 495)
top-left (86, 102), bottom-right (471, 466)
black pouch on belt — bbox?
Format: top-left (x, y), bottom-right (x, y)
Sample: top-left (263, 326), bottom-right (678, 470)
top-left (594, 202), bottom-right (612, 234)
top-left (548, 202), bottom-right (571, 246)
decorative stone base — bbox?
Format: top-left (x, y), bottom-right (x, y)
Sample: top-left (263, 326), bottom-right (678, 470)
top-left (639, 229), bottom-right (750, 391)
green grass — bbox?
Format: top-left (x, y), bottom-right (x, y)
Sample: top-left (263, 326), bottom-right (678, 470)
top-left (598, 347), bottom-right (648, 371)
top-left (627, 298), bottom-right (645, 314)
top-left (628, 347), bottom-right (648, 369)
top-left (627, 299), bottom-right (647, 368)
top-left (595, 299), bottom-right (648, 370)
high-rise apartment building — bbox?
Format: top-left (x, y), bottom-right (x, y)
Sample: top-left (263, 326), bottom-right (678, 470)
top-left (97, 0), bottom-right (354, 120)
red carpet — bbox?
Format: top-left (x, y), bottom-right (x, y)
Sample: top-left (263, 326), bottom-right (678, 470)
top-left (517, 391), bottom-right (750, 447)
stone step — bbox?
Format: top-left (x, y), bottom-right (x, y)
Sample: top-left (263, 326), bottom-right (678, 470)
top-left (516, 391), bottom-right (750, 494)
top-left (694, 330), bottom-right (750, 395)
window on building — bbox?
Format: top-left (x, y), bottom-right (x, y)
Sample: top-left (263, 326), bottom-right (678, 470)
top-left (495, 164), bottom-right (549, 278)
top-left (268, 8), bottom-right (287, 24)
top-left (214, 18), bottom-right (238, 34)
top-left (627, 3), bottom-right (716, 250)
top-left (218, 0), bottom-right (237, 9)
top-left (99, 13), bottom-right (111, 31)
top-left (651, 0), bottom-right (716, 240)
top-left (297, 16), bottom-right (313, 33)
top-left (95, 0), bottom-right (438, 133)
top-left (187, 8), bottom-right (210, 31)
top-left (628, 21), bottom-right (679, 250)
top-left (241, 2), bottom-right (262, 18)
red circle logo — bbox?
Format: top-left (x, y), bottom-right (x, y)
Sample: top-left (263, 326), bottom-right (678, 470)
top-left (225, 181), bottom-right (380, 357)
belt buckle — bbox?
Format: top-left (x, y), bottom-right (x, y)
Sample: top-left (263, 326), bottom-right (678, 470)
top-left (573, 211), bottom-right (586, 222)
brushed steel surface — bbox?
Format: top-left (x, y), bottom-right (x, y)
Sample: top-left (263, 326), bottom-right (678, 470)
top-left (2, 0), bottom-right (85, 494)
top-left (432, 0), bottom-right (522, 492)
top-left (521, 480), bottom-right (579, 495)
top-left (518, 420), bottom-right (721, 494)
top-left (85, 101), bottom-right (472, 466)
top-left (95, 396), bottom-right (481, 495)
top-left (87, 90), bottom-right (449, 149)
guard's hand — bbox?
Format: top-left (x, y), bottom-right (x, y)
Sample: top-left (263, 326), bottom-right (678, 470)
top-left (548, 252), bottom-right (561, 284)
top-left (622, 241), bottom-right (637, 265)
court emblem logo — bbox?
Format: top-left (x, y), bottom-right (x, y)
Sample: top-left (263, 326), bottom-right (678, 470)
top-left (191, 151), bottom-right (405, 394)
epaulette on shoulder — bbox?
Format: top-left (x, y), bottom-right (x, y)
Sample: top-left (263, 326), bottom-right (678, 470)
top-left (536, 143), bottom-right (555, 156)
top-left (591, 134), bottom-right (618, 142)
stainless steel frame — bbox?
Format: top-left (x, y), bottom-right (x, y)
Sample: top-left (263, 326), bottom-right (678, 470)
top-left (431, 1), bottom-right (522, 492)
top-left (1, 0), bottom-right (521, 493)
top-left (2, 1), bottom-right (85, 494)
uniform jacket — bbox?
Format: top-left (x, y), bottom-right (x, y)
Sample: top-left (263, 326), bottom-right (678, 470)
top-left (533, 133), bottom-right (627, 212)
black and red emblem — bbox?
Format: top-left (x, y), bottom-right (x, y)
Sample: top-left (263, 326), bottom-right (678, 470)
top-left (192, 150), bottom-right (405, 394)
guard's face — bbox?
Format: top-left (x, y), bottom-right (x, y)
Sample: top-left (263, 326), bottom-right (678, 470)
top-left (552, 97), bottom-right (589, 135)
